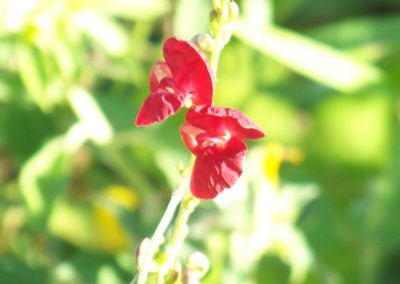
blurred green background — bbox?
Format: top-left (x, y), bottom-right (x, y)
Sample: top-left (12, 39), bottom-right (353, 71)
top-left (1, 0), bottom-right (400, 283)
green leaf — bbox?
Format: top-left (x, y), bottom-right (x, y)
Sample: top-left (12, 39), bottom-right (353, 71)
top-left (75, 11), bottom-right (128, 57)
top-left (214, 42), bottom-right (256, 107)
top-left (67, 87), bottom-right (114, 145)
top-left (51, 37), bottom-right (78, 79)
top-left (308, 92), bottom-right (391, 168)
top-left (0, 102), bottom-right (52, 162)
top-left (256, 255), bottom-right (290, 284)
top-left (235, 21), bottom-right (385, 93)
top-left (367, 121), bottom-right (400, 251)
top-left (243, 93), bottom-right (301, 144)
top-left (19, 136), bottom-right (71, 222)
top-left (241, 0), bottom-right (273, 27)
top-left (308, 15), bottom-right (400, 48)
top-left (16, 44), bottom-right (47, 109)
top-left (0, 257), bottom-right (47, 284)
top-left (0, 79), bottom-right (13, 102)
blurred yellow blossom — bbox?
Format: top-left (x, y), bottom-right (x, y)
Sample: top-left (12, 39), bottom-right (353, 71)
top-left (103, 185), bottom-right (139, 210)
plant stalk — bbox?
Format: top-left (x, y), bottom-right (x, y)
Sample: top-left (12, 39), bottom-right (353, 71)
top-left (156, 190), bottom-right (199, 283)
top-left (136, 176), bottom-right (190, 284)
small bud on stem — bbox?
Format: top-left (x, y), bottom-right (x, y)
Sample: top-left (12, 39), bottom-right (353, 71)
top-left (227, 0), bottom-right (239, 22)
top-left (209, 0), bottom-right (240, 75)
top-left (191, 34), bottom-right (215, 53)
top-left (135, 238), bottom-right (150, 269)
top-left (186, 251), bottom-right (210, 279)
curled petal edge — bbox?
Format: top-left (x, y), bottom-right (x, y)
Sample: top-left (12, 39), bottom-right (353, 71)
top-left (186, 106), bottom-right (265, 140)
top-left (149, 62), bottom-right (172, 92)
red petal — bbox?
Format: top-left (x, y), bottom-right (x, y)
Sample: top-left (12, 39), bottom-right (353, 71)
top-left (163, 37), bottom-right (214, 105)
top-left (190, 137), bottom-right (247, 199)
top-left (180, 123), bottom-right (203, 155)
top-left (135, 89), bottom-right (184, 126)
top-left (186, 106), bottom-right (265, 140)
top-left (149, 62), bottom-right (172, 92)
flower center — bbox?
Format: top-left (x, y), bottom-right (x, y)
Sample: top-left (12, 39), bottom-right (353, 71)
top-left (183, 95), bottom-right (193, 108)
top-left (165, 86), bottom-right (175, 94)
top-left (181, 124), bottom-right (232, 154)
top-left (200, 129), bottom-right (231, 149)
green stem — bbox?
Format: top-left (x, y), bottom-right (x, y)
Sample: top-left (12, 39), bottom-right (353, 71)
top-left (136, 176), bottom-right (190, 284)
top-left (156, 190), bottom-right (199, 282)
top-left (209, 36), bottom-right (224, 77)
top-left (209, 0), bottom-right (238, 76)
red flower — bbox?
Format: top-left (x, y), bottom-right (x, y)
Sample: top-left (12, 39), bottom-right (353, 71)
top-left (180, 106), bottom-right (265, 199)
top-left (135, 37), bottom-right (214, 126)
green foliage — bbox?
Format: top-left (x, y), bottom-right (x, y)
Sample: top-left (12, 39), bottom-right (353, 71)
top-left (0, 0), bottom-right (399, 283)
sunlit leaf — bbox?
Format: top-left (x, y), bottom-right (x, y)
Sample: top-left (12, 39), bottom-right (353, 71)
top-left (67, 87), bottom-right (114, 145)
top-left (308, 93), bottom-right (391, 167)
top-left (307, 15), bottom-right (400, 63)
top-left (243, 93), bottom-right (301, 144)
top-left (241, 0), bottom-right (273, 27)
top-left (19, 136), bottom-right (70, 220)
top-left (215, 42), bottom-right (256, 107)
top-left (16, 44), bottom-right (47, 109)
top-left (51, 37), bottom-right (78, 79)
top-left (308, 15), bottom-right (400, 48)
top-left (235, 21), bottom-right (385, 93)
top-left (72, 11), bottom-right (128, 57)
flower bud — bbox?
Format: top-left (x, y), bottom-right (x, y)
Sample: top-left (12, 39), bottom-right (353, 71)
top-left (167, 270), bottom-right (180, 283)
top-left (185, 251), bottom-right (210, 279)
top-left (177, 161), bottom-right (185, 175)
top-left (166, 262), bottom-right (182, 283)
top-left (135, 238), bottom-right (150, 269)
top-left (177, 161), bottom-right (190, 179)
top-left (183, 195), bottom-right (200, 212)
top-left (212, 0), bottom-right (222, 12)
top-left (182, 270), bottom-right (199, 284)
top-left (227, 1), bottom-right (239, 22)
top-left (219, 30), bottom-right (231, 47)
top-left (191, 34), bottom-right (215, 53)
top-left (219, 2), bottom-right (229, 24)
top-left (135, 238), bottom-right (159, 272)
top-left (209, 9), bottom-right (220, 36)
